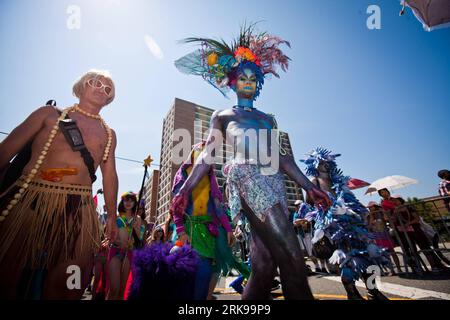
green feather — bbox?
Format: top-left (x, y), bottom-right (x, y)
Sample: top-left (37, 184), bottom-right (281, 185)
top-left (181, 37), bottom-right (233, 56)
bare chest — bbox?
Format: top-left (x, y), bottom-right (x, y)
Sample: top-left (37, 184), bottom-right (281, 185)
top-left (225, 112), bottom-right (274, 137)
top-left (38, 114), bottom-right (107, 163)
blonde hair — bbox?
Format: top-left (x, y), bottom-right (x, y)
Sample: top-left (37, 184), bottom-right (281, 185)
top-left (72, 69), bottom-right (116, 105)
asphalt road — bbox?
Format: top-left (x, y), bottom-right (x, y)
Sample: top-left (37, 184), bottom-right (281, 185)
top-left (213, 268), bottom-right (450, 300)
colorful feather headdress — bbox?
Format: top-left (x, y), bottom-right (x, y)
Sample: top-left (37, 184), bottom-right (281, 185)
top-left (174, 23), bottom-right (291, 99)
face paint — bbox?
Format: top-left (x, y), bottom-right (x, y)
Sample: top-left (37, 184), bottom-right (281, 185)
top-left (236, 68), bottom-right (257, 99)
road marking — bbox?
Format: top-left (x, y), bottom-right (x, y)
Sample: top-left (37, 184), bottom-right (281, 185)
top-left (276, 294), bottom-right (410, 300)
top-left (323, 275), bottom-right (450, 300)
top-left (214, 291), bottom-right (411, 300)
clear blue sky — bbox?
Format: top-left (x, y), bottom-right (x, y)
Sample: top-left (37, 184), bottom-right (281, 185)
top-left (1, 0), bottom-right (449, 209)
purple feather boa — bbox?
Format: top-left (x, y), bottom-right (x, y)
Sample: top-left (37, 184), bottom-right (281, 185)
top-left (128, 243), bottom-right (200, 300)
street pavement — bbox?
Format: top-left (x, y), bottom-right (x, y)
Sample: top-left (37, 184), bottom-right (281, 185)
top-left (82, 269), bottom-right (450, 300)
top-left (83, 249), bottom-right (450, 301)
top-left (213, 270), bottom-right (450, 300)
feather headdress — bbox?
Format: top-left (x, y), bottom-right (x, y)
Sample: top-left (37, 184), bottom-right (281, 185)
top-left (174, 22), bottom-right (291, 99)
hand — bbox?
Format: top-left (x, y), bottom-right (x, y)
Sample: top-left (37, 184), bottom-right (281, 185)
top-left (306, 187), bottom-right (332, 212)
top-left (106, 216), bottom-right (118, 243)
top-left (171, 191), bottom-right (189, 218)
top-left (227, 231), bottom-right (234, 246)
top-left (178, 232), bottom-right (190, 245)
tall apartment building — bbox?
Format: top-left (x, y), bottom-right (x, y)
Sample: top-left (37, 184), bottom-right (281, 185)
top-left (144, 169), bottom-right (160, 227)
top-left (155, 98), bottom-right (304, 227)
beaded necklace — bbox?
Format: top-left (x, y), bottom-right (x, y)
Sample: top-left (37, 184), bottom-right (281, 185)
top-left (71, 104), bottom-right (112, 162)
top-left (0, 104), bottom-right (112, 223)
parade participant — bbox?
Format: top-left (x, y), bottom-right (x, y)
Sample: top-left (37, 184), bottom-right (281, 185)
top-left (163, 212), bottom-right (177, 244)
top-left (300, 148), bottom-right (390, 300)
top-left (149, 227), bottom-right (165, 245)
top-left (92, 237), bottom-right (109, 300)
top-left (293, 201), bottom-right (311, 270)
top-left (0, 69), bottom-right (118, 299)
top-left (293, 200), bottom-right (325, 273)
top-left (208, 182), bottom-right (251, 299)
top-left (172, 23), bottom-right (331, 300)
top-left (107, 191), bottom-right (145, 300)
top-left (172, 142), bottom-right (234, 300)
top-left (367, 201), bottom-right (402, 274)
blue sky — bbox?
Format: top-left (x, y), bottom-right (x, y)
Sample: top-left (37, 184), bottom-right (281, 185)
top-left (1, 0), bottom-right (449, 209)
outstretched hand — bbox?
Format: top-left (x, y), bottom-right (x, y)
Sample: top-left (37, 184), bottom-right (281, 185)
top-left (306, 187), bottom-right (332, 212)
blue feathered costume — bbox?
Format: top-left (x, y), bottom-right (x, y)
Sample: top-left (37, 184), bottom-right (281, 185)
top-left (300, 148), bottom-right (390, 300)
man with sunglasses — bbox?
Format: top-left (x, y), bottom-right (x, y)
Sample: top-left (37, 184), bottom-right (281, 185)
top-left (0, 69), bottom-right (119, 299)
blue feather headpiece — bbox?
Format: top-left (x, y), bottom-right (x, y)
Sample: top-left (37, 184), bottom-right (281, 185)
top-left (300, 147), bottom-right (341, 177)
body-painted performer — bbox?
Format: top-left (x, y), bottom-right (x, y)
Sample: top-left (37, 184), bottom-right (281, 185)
top-left (171, 24), bottom-right (331, 300)
top-left (107, 191), bottom-right (145, 300)
top-left (0, 69), bottom-right (119, 299)
top-left (172, 142), bottom-right (234, 300)
top-left (300, 148), bottom-right (390, 300)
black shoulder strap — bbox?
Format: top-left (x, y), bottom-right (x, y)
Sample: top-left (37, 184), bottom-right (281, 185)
top-left (57, 109), bottom-right (97, 183)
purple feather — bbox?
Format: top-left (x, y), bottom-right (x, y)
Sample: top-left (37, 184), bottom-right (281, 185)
top-left (129, 243), bottom-right (200, 300)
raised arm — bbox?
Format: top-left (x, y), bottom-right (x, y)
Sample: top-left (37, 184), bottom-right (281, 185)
top-left (0, 106), bottom-right (54, 171)
top-left (176, 111), bottom-right (223, 196)
top-left (273, 116), bottom-right (332, 211)
top-left (280, 153), bottom-right (316, 192)
top-left (100, 129), bottom-right (119, 241)
top-left (280, 154), bottom-right (332, 211)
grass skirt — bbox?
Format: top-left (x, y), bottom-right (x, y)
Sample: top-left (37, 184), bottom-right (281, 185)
top-left (0, 176), bottom-right (100, 271)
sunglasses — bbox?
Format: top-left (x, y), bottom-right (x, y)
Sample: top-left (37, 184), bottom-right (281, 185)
top-left (86, 78), bottom-right (113, 97)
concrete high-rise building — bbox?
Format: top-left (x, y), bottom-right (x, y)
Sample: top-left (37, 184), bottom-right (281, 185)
top-left (155, 98), bottom-right (304, 227)
top-left (144, 169), bottom-right (160, 227)
top-left (278, 132), bottom-right (305, 212)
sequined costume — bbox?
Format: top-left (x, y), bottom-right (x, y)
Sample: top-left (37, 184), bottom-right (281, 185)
top-left (224, 162), bottom-right (288, 221)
